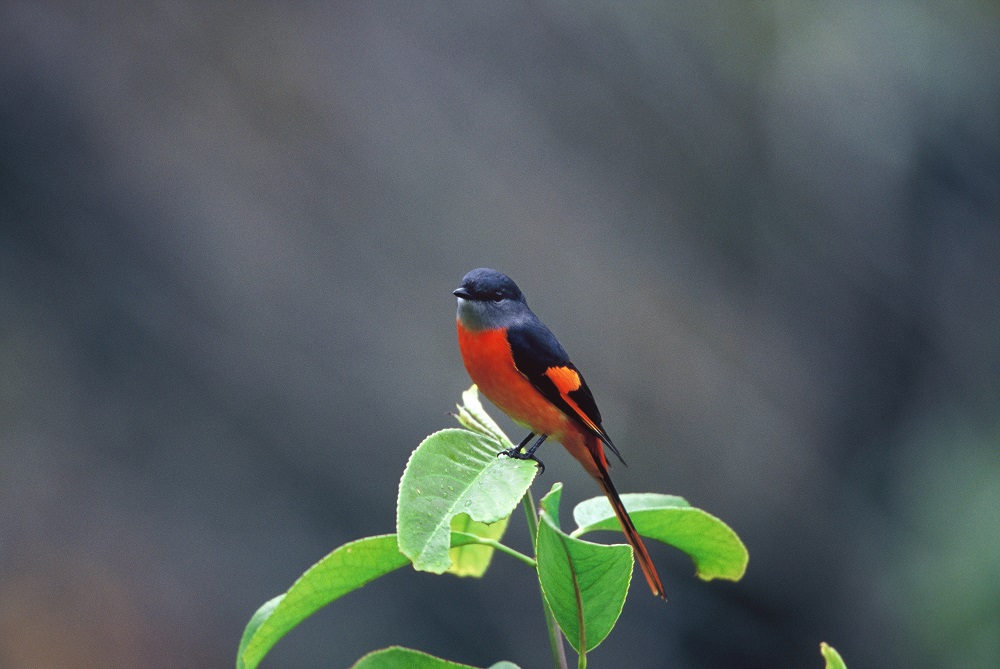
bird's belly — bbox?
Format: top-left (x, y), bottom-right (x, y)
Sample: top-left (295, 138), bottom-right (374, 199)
top-left (456, 325), bottom-right (571, 438)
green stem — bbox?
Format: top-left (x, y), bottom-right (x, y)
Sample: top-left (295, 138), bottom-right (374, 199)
top-left (450, 532), bottom-right (536, 568)
top-left (523, 488), bottom-right (569, 669)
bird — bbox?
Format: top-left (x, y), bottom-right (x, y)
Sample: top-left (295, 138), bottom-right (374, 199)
top-left (453, 267), bottom-right (665, 598)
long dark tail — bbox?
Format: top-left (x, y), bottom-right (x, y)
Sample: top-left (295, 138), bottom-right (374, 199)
top-left (596, 464), bottom-right (666, 599)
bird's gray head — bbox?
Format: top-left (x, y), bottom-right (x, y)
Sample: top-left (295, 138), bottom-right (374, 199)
top-left (453, 268), bottom-right (529, 330)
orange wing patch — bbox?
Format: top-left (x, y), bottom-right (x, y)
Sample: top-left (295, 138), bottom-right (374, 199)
top-left (544, 365), bottom-right (582, 392)
top-left (544, 366), bottom-right (602, 435)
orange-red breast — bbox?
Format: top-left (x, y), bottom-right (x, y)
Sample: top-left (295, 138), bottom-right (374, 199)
top-left (454, 268), bottom-right (665, 598)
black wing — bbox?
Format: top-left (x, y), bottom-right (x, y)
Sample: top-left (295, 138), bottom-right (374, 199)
top-left (506, 318), bottom-right (626, 465)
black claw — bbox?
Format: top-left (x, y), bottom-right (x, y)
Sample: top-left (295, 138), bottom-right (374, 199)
top-left (498, 433), bottom-right (547, 475)
top-left (497, 448), bottom-right (545, 475)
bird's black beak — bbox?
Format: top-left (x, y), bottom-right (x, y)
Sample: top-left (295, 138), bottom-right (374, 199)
top-left (453, 286), bottom-right (471, 298)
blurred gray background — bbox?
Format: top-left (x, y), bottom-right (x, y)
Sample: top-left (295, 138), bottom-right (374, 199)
top-left (2, 2), bottom-right (999, 668)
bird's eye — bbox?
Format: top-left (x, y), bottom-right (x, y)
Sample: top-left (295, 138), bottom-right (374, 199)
top-left (492, 291), bottom-right (504, 301)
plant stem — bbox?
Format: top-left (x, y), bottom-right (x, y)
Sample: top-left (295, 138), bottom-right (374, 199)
top-left (523, 488), bottom-right (569, 669)
top-left (450, 532), bottom-right (536, 567)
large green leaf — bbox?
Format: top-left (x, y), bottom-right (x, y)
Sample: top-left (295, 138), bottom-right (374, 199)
top-left (238, 533), bottom-right (484, 668)
top-left (572, 493), bottom-right (748, 582)
top-left (536, 483), bottom-right (632, 654)
top-left (350, 646), bottom-right (521, 669)
top-left (397, 428), bottom-right (536, 573)
top-left (237, 534), bottom-right (410, 669)
top-left (821, 642), bottom-right (847, 669)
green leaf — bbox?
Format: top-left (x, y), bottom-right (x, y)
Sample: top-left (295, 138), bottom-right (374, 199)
top-left (236, 595), bottom-right (284, 667)
top-left (538, 482), bottom-right (565, 529)
top-left (454, 385), bottom-right (509, 444)
top-left (821, 642), bottom-right (847, 669)
top-left (448, 513), bottom-right (510, 577)
top-left (237, 535), bottom-right (411, 669)
top-left (238, 533), bottom-right (484, 669)
top-left (572, 493), bottom-right (748, 582)
top-left (397, 428), bottom-right (537, 573)
top-left (536, 483), bottom-right (632, 654)
top-left (350, 645), bottom-right (520, 669)
top-left (351, 646), bottom-right (473, 668)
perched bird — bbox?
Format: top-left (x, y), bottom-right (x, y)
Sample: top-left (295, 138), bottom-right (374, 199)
top-left (454, 268), bottom-right (665, 598)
